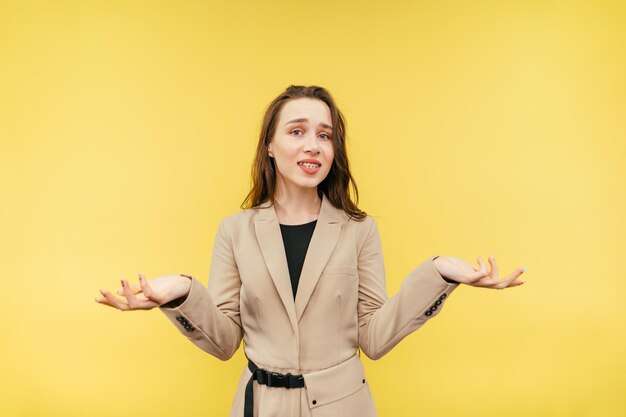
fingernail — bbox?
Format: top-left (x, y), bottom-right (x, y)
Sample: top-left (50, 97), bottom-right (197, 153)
top-left (99, 289), bottom-right (105, 295)
top-left (95, 297), bottom-right (100, 302)
top-left (521, 267), bottom-right (527, 273)
top-left (489, 254), bottom-right (494, 260)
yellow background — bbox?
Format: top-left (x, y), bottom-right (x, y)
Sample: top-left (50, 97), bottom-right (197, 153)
top-left (2, 1), bottom-right (625, 416)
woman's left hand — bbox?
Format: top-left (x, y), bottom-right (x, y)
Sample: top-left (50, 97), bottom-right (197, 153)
top-left (433, 255), bottom-right (526, 289)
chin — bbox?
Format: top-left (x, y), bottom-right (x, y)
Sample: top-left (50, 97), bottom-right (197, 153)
top-left (294, 179), bottom-right (322, 189)
top-left (299, 182), bottom-right (322, 189)
top-left (287, 171), bottom-right (330, 189)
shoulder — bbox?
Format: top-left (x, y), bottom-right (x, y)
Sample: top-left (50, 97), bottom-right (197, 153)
top-left (218, 207), bottom-right (254, 230)
top-left (215, 206), bottom-right (267, 240)
top-left (220, 208), bottom-right (252, 225)
top-left (347, 213), bottom-right (377, 230)
top-left (345, 214), bottom-right (380, 251)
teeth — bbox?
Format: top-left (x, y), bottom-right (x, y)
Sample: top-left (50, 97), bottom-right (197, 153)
top-left (300, 162), bottom-right (320, 168)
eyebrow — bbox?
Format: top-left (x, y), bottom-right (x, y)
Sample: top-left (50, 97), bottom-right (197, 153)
top-left (284, 118), bottom-right (333, 130)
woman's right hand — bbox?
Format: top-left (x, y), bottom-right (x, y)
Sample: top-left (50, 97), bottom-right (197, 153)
top-left (95, 273), bottom-right (191, 311)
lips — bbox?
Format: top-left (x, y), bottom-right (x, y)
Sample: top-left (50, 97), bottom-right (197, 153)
top-left (298, 162), bottom-right (321, 174)
top-left (298, 162), bottom-right (321, 169)
top-left (297, 159), bottom-right (322, 167)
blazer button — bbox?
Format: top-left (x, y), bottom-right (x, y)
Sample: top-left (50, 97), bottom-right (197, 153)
top-left (439, 293), bottom-right (447, 300)
top-left (435, 299), bottom-right (442, 306)
top-left (312, 400), bottom-right (317, 405)
top-left (425, 310), bottom-right (432, 316)
top-left (430, 305), bottom-right (437, 312)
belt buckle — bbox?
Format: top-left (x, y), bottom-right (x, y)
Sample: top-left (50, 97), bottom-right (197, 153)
top-left (255, 368), bottom-right (267, 385)
top-left (267, 371), bottom-right (285, 387)
top-left (285, 373), bottom-right (304, 388)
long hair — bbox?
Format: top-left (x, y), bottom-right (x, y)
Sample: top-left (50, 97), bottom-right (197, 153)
top-left (240, 85), bottom-right (367, 221)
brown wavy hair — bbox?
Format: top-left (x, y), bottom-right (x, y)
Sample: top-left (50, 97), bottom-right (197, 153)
top-left (240, 85), bottom-right (367, 221)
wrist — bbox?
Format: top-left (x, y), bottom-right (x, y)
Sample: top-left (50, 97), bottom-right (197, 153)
top-left (178, 274), bottom-right (192, 294)
top-left (433, 256), bottom-right (458, 284)
top-left (160, 275), bottom-right (192, 308)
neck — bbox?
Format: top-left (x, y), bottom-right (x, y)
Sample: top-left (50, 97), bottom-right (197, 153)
top-left (273, 187), bottom-right (322, 224)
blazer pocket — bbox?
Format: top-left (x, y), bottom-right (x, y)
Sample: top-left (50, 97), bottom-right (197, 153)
top-left (323, 265), bottom-right (358, 276)
top-left (305, 355), bottom-right (365, 406)
top-left (304, 355), bottom-right (375, 417)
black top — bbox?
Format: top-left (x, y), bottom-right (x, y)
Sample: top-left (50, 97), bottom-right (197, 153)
top-left (279, 219), bottom-right (317, 299)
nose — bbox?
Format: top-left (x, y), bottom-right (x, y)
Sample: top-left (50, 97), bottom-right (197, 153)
top-left (303, 132), bottom-right (322, 153)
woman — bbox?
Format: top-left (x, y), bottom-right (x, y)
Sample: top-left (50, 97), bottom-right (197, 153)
top-left (95, 85), bottom-right (526, 417)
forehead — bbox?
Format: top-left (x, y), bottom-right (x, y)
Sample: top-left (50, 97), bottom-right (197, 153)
top-left (278, 98), bottom-right (332, 125)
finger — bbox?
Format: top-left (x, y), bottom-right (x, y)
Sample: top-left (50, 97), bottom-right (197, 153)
top-left (502, 267), bottom-right (526, 288)
top-left (116, 283), bottom-right (142, 296)
top-left (99, 289), bottom-right (130, 310)
top-left (466, 269), bottom-right (490, 283)
top-left (128, 274), bottom-right (161, 309)
top-left (138, 273), bottom-right (155, 300)
top-left (121, 279), bottom-right (140, 309)
top-left (134, 293), bottom-right (151, 302)
top-left (487, 267), bottom-right (525, 290)
top-left (472, 276), bottom-right (501, 288)
top-left (95, 296), bottom-right (118, 309)
top-left (109, 290), bottom-right (148, 301)
top-left (488, 254), bottom-right (499, 279)
top-left (97, 287), bottom-right (155, 310)
top-left (477, 256), bottom-right (488, 275)
top-left (506, 280), bottom-right (525, 288)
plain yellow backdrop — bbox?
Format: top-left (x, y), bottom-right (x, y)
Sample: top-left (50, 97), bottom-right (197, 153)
top-left (1, 1), bottom-right (625, 416)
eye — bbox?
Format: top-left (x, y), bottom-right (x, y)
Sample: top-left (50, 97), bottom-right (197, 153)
top-left (290, 129), bottom-right (331, 140)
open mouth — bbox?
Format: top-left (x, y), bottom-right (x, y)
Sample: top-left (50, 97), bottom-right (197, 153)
top-left (298, 162), bottom-right (321, 168)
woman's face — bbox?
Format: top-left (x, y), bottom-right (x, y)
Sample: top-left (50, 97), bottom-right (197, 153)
top-left (268, 98), bottom-right (335, 195)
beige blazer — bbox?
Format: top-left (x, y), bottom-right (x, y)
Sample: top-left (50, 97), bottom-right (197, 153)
top-left (159, 192), bottom-right (460, 417)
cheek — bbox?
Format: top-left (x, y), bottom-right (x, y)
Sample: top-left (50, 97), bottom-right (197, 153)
top-left (324, 143), bottom-right (335, 159)
top-left (327, 150), bottom-right (335, 168)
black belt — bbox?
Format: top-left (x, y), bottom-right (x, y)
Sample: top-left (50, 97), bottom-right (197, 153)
top-left (244, 359), bottom-right (305, 417)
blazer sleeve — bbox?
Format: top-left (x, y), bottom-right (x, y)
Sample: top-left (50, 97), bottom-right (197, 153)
top-left (158, 218), bottom-right (243, 360)
top-left (357, 216), bottom-right (460, 360)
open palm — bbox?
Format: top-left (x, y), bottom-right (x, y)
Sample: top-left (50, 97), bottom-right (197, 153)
top-left (95, 273), bottom-right (190, 311)
top-left (434, 255), bottom-right (526, 289)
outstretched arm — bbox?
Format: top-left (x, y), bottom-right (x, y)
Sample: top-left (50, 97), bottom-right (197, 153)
top-left (356, 217), bottom-right (460, 360)
top-left (158, 218), bottom-right (243, 360)
top-left (356, 217), bottom-right (525, 360)
top-left (94, 218), bottom-right (243, 361)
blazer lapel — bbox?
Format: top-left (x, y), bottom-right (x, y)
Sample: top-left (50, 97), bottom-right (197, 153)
top-left (254, 202), bottom-right (300, 341)
top-left (254, 193), bottom-right (347, 338)
top-left (295, 194), bottom-right (345, 322)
